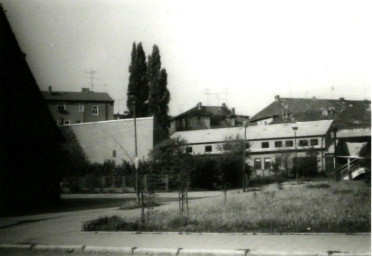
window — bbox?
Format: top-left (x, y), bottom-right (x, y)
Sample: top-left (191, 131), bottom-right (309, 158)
top-left (63, 120), bottom-right (70, 125)
top-left (57, 102), bottom-right (65, 111)
top-left (113, 150), bottom-right (116, 158)
top-left (299, 140), bottom-right (308, 147)
top-left (79, 103), bottom-right (84, 112)
top-left (310, 139), bottom-right (319, 146)
top-left (186, 147), bottom-right (193, 153)
top-left (254, 158), bottom-right (262, 170)
top-left (197, 117), bottom-right (202, 125)
top-left (205, 145), bottom-right (212, 153)
top-left (261, 142), bottom-right (269, 148)
top-left (285, 140), bottom-right (293, 147)
top-left (264, 158), bottom-right (271, 169)
top-left (92, 106), bottom-right (99, 115)
top-left (274, 141), bottom-right (283, 148)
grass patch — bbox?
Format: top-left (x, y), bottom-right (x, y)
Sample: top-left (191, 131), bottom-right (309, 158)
top-left (83, 181), bottom-right (371, 233)
top-left (306, 183), bottom-right (330, 189)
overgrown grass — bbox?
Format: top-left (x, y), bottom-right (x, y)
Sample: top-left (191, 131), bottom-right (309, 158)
top-left (83, 181), bottom-right (370, 233)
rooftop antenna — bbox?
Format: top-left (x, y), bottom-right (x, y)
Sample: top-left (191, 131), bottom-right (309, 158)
top-left (85, 69), bottom-right (96, 91)
top-left (331, 85), bottom-right (334, 99)
top-left (214, 92), bottom-right (220, 105)
top-left (222, 87), bottom-right (233, 105)
top-left (203, 89), bottom-right (211, 105)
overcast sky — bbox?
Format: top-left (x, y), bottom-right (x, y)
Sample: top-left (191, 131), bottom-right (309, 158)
top-left (2, 0), bottom-right (371, 117)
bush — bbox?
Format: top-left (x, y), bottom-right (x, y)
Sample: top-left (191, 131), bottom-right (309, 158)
top-left (190, 156), bottom-right (218, 190)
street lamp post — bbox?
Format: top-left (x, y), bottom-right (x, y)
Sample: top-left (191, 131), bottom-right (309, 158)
top-left (332, 126), bottom-right (339, 181)
top-left (292, 126), bottom-right (298, 181)
top-left (243, 120), bottom-right (247, 192)
top-left (127, 92), bottom-right (139, 205)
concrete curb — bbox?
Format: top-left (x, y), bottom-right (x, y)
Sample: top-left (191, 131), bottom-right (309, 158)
top-left (179, 249), bottom-right (246, 256)
top-left (0, 244), bottom-right (370, 256)
top-left (90, 231), bottom-right (371, 236)
top-left (0, 244), bottom-right (32, 250)
top-left (84, 245), bottom-right (132, 254)
top-left (31, 244), bottom-right (84, 253)
top-left (133, 247), bottom-right (179, 256)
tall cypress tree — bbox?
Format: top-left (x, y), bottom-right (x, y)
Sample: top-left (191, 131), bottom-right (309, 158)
top-left (126, 42), bottom-right (148, 117)
top-left (147, 45), bottom-right (170, 132)
top-left (157, 68), bottom-right (170, 129)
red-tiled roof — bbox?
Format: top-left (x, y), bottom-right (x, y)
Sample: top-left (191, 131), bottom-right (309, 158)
top-left (250, 97), bottom-right (371, 129)
top-left (42, 91), bottom-right (114, 102)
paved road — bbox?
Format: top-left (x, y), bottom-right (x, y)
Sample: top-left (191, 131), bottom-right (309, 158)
top-left (0, 190), bottom-right (370, 254)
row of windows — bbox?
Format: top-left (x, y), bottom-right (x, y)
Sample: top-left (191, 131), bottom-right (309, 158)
top-left (57, 103), bottom-right (99, 115)
top-left (261, 138), bottom-right (319, 149)
top-left (186, 138), bottom-right (320, 154)
top-left (186, 145), bottom-right (212, 153)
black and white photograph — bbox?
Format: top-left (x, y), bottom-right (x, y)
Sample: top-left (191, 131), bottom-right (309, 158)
top-left (0, 1), bottom-right (371, 255)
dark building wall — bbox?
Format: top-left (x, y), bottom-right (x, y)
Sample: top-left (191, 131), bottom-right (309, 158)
top-left (0, 6), bottom-right (67, 214)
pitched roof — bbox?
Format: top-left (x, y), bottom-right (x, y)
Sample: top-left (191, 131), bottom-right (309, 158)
top-left (172, 120), bottom-right (333, 144)
top-left (42, 91), bottom-right (114, 102)
top-left (250, 97), bottom-right (370, 129)
top-left (171, 104), bottom-right (232, 120)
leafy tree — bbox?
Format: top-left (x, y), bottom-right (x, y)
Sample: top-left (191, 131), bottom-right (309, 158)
top-left (147, 45), bottom-right (170, 132)
top-left (127, 42), bottom-right (148, 117)
top-left (217, 135), bottom-right (250, 202)
top-left (149, 137), bottom-right (194, 213)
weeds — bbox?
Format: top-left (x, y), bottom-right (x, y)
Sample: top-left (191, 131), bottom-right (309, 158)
top-left (83, 181), bottom-right (370, 233)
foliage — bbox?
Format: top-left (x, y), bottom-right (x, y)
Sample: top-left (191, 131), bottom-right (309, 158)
top-left (147, 45), bottom-right (170, 132)
top-left (216, 135), bottom-right (250, 190)
top-left (127, 42), bottom-right (148, 117)
top-left (190, 156), bottom-right (219, 190)
top-left (149, 137), bottom-right (194, 213)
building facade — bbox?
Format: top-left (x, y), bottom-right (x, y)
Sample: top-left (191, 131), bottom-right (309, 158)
top-left (42, 87), bottom-right (114, 125)
top-left (172, 120), bottom-right (334, 175)
top-left (250, 95), bottom-right (371, 173)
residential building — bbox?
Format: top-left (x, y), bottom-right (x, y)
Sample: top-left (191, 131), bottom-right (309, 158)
top-left (169, 102), bottom-right (249, 134)
top-left (42, 87), bottom-right (114, 125)
top-left (172, 120), bottom-right (334, 176)
top-left (1, 6), bottom-right (67, 213)
top-left (250, 95), bottom-right (371, 174)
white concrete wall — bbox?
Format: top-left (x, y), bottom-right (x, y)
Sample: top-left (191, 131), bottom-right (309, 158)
top-left (66, 117), bottom-right (154, 164)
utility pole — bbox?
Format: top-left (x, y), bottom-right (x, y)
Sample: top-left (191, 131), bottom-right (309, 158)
top-left (292, 125), bottom-right (298, 182)
top-left (333, 126), bottom-right (339, 181)
top-left (127, 92), bottom-right (140, 206)
top-left (243, 120), bottom-right (247, 192)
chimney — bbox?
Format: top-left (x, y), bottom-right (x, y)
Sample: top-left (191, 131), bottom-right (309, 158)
top-left (312, 96), bottom-right (317, 100)
top-left (197, 102), bottom-right (202, 110)
top-left (339, 97), bottom-right (345, 102)
top-left (231, 107), bottom-right (235, 115)
top-left (275, 95), bottom-right (280, 101)
top-left (48, 86), bottom-right (52, 94)
top-left (82, 88), bottom-right (90, 93)
top-left (222, 103), bottom-right (226, 108)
